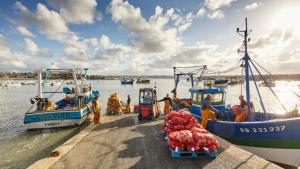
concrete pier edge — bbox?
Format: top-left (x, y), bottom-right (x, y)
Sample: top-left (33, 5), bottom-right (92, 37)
top-left (27, 114), bottom-right (282, 169)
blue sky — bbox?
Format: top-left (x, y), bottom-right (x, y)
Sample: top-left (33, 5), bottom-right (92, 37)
top-left (0, 0), bottom-right (300, 75)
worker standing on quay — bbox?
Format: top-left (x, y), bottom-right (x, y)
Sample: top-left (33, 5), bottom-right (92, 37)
top-left (159, 94), bottom-right (172, 115)
top-left (92, 95), bottom-right (101, 124)
top-left (126, 95), bottom-right (131, 113)
top-left (201, 94), bottom-right (216, 128)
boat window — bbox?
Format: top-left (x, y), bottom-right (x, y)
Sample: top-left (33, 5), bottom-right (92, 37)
top-left (202, 93), bottom-right (224, 104)
top-left (192, 93), bottom-right (197, 101)
top-left (192, 93), bottom-right (201, 103)
top-left (211, 93), bottom-right (224, 104)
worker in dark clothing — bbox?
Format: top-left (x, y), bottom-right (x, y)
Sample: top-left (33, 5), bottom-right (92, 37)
top-left (126, 95), bottom-right (131, 113)
top-left (159, 94), bottom-right (172, 115)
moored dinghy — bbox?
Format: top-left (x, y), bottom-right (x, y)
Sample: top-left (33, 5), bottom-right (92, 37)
top-left (189, 18), bottom-right (300, 167)
top-left (24, 68), bottom-right (100, 129)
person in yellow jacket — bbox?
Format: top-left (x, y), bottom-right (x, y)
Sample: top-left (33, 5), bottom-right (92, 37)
top-left (44, 99), bottom-right (54, 111)
top-left (200, 94), bottom-right (216, 128)
top-left (92, 96), bottom-right (101, 124)
top-left (159, 94), bottom-right (172, 115)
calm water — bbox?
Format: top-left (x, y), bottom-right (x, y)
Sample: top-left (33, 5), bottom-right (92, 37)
top-left (0, 79), bottom-right (300, 169)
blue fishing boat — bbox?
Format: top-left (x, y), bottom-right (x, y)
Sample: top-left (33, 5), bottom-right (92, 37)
top-left (24, 68), bottom-right (100, 129)
top-left (189, 18), bottom-right (300, 167)
top-left (121, 78), bottom-right (134, 85)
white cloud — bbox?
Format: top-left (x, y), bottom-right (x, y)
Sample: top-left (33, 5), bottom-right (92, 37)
top-left (207, 10), bottom-right (224, 19)
top-left (204, 0), bottom-right (237, 11)
top-left (0, 34), bottom-right (31, 70)
top-left (245, 2), bottom-right (262, 11)
top-left (150, 42), bottom-right (218, 68)
top-left (197, 0), bottom-right (236, 20)
top-left (196, 8), bottom-right (206, 18)
top-left (47, 0), bottom-right (100, 24)
top-left (24, 38), bottom-right (52, 57)
top-left (17, 26), bottom-right (35, 37)
top-left (108, 0), bottom-right (184, 54)
top-left (95, 35), bottom-right (129, 64)
top-left (14, 2), bottom-right (69, 40)
top-left (14, 2), bottom-right (91, 65)
top-left (250, 29), bottom-right (295, 48)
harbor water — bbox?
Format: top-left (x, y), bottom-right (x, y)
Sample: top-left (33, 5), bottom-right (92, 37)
top-left (0, 79), bottom-right (300, 169)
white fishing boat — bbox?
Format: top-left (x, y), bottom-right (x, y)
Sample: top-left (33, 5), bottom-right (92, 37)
top-left (24, 68), bottom-right (100, 129)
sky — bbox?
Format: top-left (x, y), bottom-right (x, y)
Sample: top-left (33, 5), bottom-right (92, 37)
top-left (0, 0), bottom-right (300, 75)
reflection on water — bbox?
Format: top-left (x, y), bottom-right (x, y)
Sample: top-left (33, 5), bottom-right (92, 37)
top-left (0, 79), bottom-right (299, 168)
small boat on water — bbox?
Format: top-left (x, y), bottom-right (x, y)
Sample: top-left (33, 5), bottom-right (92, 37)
top-left (24, 68), bottom-right (99, 129)
top-left (189, 18), bottom-right (300, 167)
top-left (121, 78), bottom-right (134, 85)
top-left (21, 81), bottom-right (36, 85)
top-left (260, 79), bottom-right (276, 87)
top-left (204, 79), bottom-right (228, 88)
top-left (136, 77), bottom-right (150, 84)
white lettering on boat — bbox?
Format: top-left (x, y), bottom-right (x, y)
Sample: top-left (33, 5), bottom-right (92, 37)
top-left (239, 125), bottom-right (286, 133)
top-left (33, 113), bottom-right (70, 121)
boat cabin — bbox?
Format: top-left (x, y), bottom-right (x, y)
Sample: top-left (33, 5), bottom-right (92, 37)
top-left (190, 87), bottom-right (231, 120)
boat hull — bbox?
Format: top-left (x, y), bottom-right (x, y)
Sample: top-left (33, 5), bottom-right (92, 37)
top-left (24, 107), bottom-right (89, 129)
top-left (239, 145), bottom-right (300, 167)
top-left (193, 115), bottom-right (300, 166)
top-left (121, 81), bottom-right (134, 85)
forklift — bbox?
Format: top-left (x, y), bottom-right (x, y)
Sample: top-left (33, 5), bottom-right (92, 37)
top-left (137, 88), bottom-right (161, 120)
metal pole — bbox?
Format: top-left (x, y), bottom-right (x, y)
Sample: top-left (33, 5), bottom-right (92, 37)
top-left (38, 69), bottom-right (43, 98)
top-left (243, 18), bottom-right (252, 115)
top-left (249, 63), bottom-right (266, 113)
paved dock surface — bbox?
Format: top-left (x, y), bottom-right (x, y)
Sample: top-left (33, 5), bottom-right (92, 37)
top-left (48, 114), bottom-right (281, 169)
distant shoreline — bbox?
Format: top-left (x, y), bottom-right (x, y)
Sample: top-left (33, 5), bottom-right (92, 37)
top-left (0, 74), bottom-right (300, 81)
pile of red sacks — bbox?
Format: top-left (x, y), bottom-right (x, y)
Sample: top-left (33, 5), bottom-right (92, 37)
top-left (163, 110), bottom-right (219, 152)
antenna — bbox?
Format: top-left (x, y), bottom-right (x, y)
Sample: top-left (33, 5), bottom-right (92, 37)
top-left (237, 17), bottom-right (252, 115)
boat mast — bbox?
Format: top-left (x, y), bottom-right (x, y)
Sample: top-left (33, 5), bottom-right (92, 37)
top-left (72, 69), bottom-right (80, 94)
top-left (38, 69), bottom-right (43, 98)
top-left (237, 18), bottom-right (251, 115)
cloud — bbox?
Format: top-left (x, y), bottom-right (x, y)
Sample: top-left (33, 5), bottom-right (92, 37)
top-left (196, 0), bottom-right (237, 20)
top-left (245, 2), bottom-right (262, 11)
top-left (14, 2), bottom-right (91, 65)
top-left (95, 35), bottom-right (129, 64)
top-left (207, 10), bottom-right (224, 19)
top-left (0, 34), bottom-right (31, 70)
top-left (204, 0), bottom-right (237, 11)
top-left (108, 0), bottom-right (185, 54)
top-left (250, 29), bottom-right (295, 48)
top-left (17, 26), bottom-right (35, 37)
top-left (47, 0), bottom-right (100, 24)
top-left (14, 2), bottom-right (69, 40)
top-left (196, 8), bottom-right (206, 18)
top-left (150, 42), bottom-right (218, 68)
top-left (24, 38), bottom-right (52, 57)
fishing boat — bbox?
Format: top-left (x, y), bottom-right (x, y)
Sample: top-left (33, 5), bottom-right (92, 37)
top-left (189, 18), bottom-right (300, 167)
top-left (24, 68), bottom-right (99, 129)
top-left (136, 77), bottom-right (150, 84)
top-left (21, 81), bottom-right (36, 85)
top-left (121, 78), bottom-right (134, 85)
top-left (261, 79), bottom-right (276, 87)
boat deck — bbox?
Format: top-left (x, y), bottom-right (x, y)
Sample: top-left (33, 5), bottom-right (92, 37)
top-left (29, 114), bottom-right (282, 169)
